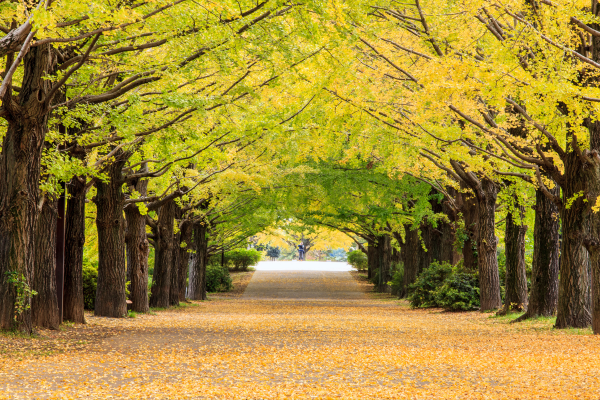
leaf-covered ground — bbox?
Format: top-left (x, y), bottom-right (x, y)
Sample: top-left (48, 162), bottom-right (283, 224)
top-left (1, 271), bottom-right (600, 399)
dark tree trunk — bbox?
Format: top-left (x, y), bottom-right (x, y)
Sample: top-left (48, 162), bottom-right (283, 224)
top-left (501, 207), bottom-right (528, 313)
top-left (170, 220), bottom-right (181, 307)
top-left (0, 43), bottom-right (57, 332)
top-left (178, 220), bottom-right (193, 301)
top-left (476, 178), bottom-right (502, 311)
top-left (149, 199), bottom-right (176, 308)
top-left (188, 222), bottom-right (208, 300)
top-left (457, 189), bottom-right (479, 272)
top-left (401, 226), bottom-right (420, 296)
top-left (517, 187), bottom-right (560, 321)
top-left (31, 198), bottom-right (60, 329)
top-left (377, 234), bottom-right (392, 292)
top-left (124, 179), bottom-right (149, 313)
top-left (556, 152), bottom-right (593, 328)
top-left (441, 188), bottom-right (462, 265)
top-left (366, 239), bottom-right (377, 280)
top-left (428, 195), bottom-right (444, 263)
top-left (94, 158), bottom-right (128, 318)
top-left (63, 175), bottom-right (86, 323)
top-left (418, 222), bottom-right (432, 272)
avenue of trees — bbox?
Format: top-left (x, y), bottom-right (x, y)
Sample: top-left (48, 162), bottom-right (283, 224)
top-left (3, 0), bottom-right (600, 335)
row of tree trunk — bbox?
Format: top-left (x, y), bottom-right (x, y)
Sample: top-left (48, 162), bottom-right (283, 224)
top-left (365, 187), bottom-right (560, 320)
top-left (23, 161), bottom-right (213, 330)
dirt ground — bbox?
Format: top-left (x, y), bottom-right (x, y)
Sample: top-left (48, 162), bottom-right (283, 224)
top-left (1, 268), bottom-right (599, 399)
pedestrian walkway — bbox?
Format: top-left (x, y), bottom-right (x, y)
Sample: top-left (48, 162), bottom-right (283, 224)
top-left (243, 261), bottom-right (365, 300)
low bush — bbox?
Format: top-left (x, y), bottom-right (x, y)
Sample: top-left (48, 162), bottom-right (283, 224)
top-left (434, 272), bottom-right (480, 311)
top-left (206, 264), bottom-right (233, 292)
top-left (82, 263), bottom-right (98, 310)
top-left (215, 248), bottom-right (262, 271)
top-left (347, 250), bottom-right (367, 271)
top-left (408, 261), bottom-right (453, 308)
top-left (390, 262), bottom-right (404, 296)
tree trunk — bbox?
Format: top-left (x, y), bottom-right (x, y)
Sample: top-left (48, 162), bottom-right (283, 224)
top-left (178, 220), bottom-right (193, 301)
top-left (188, 222), bottom-right (208, 300)
top-left (94, 158), bottom-right (128, 318)
top-left (517, 187), bottom-right (560, 321)
top-left (0, 43), bottom-right (57, 332)
top-left (377, 234), bottom-right (392, 292)
top-left (149, 199), bottom-right (176, 308)
top-left (556, 152), bottom-right (593, 328)
top-left (476, 179), bottom-right (502, 311)
top-left (170, 221), bottom-right (181, 307)
top-left (124, 179), bottom-right (149, 313)
top-left (31, 198), bottom-right (60, 329)
top-left (418, 222), bottom-right (432, 271)
top-left (63, 175), bottom-right (86, 323)
top-left (457, 189), bottom-right (479, 272)
top-left (501, 207), bottom-right (528, 313)
top-left (441, 188), bottom-right (462, 265)
top-left (428, 196), bottom-right (444, 263)
top-left (401, 226), bottom-right (420, 296)
top-left (366, 239), bottom-right (377, 280)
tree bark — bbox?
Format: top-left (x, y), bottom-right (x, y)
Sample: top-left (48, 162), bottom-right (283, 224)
top-left (441, 188), bottom-right (462, 265)
top-left (377, 234), bottom-right (392, 292)
top-left (556, 152), bottom-right (593, 328)
top-left (501, 206), bottom-right (528, 314)
top-left (517, 187), bottom-right (560, 321)
top-left (149, 199), bottom-right (176, 308)
top-left (94, 158), bottom-right (128, 318)
top-left (401, 225), bottom-right (420, 296)
top-left (0, 44), bottom-right (57, 332)
top-left (366, 239), bottom-right (377, 280)
top-left (188, 222), bottom-right (208, 300)
top-left (124, 179), bottom-right (149, 313)
top-left (457, 189), bottom-right (478, 272)
top-left (31, 198), bottom-right (60, 329)
top-left (170, 216), bottom-right (182, 307)
top-left (177, 219), bottom-right (193, 301)
top-left (476, 178), bottom-right (502, 311)
top-left (63, 175), bottom-right (86, 323)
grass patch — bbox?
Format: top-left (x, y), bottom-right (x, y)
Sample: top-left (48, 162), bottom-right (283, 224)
top-left (127, 310), bottom-right (137, 318)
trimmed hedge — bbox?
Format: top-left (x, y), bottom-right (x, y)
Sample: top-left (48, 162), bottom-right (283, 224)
top-left (347, 250), bottom-right (367, 271)
top-left (408, 261), bottom-right (480, 311)
top-left (83, 263), bottom-right (98, 310)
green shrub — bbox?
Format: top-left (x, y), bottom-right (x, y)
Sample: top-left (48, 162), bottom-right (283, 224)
top-left (82, 263), bottom-right (98, 310)
top-left (434, 272), bottom-right (480, 311)
top-left (408, 261), bottom-right (453, 308)
top-left (225, 248), bottom-right (262, 271)
top-left (390, 262), bottom-right (404, 296)
top-left (347, 250), bottom-right (367, 271)
top-left (206, 265), bottom-right (233, 292)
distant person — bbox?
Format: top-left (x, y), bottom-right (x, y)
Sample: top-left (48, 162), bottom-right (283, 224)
top-left (298, 243), bottom-right (305, 261)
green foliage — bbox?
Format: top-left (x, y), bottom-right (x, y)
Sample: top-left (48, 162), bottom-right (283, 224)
top-left (408, 262), bottom-right (453, 308)
top-left (225, 249), bottom-right (262, 271)
top-left (390, 262), bottom-right (404, 296)
top-left (206, 265), bottom-right (233, 293)
top-left (82, 264), bottom-right (98, 310)
top-left (347, 250), bottom-right (367, 271)
top-left (408, 262), bottom-right (480, 311)
top-left (266, 246), bottom-right (281, 259)
top-left (5, 272), bottom-right (37, 322)
top-left (434, 273), bottom-right (480, 311)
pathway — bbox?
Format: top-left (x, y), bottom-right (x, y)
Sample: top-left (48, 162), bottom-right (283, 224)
top-left (2, 262), bottom-right (600, 399)
top-left (243, 261), bottom-right (364, 300)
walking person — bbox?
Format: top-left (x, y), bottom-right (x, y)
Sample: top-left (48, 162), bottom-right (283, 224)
top-left (298, 243), bottom-right (305, 261)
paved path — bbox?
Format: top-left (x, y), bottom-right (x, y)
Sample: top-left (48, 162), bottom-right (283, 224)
top-left (4, 262), bottom-right (600, 399)
top-left (243, 261), bottom-right (365, 300)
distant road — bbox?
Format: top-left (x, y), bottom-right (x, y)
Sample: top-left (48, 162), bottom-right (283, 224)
top-left (254, 260), bottom-right (354, 272)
